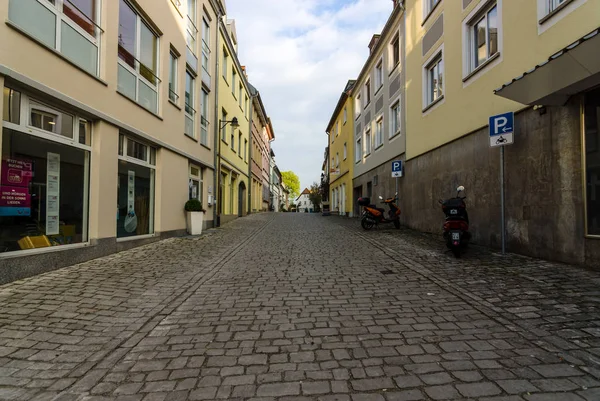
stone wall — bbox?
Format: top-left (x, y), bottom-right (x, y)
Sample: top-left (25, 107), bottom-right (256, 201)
top-left (394, 97), bottom-right (599, 265)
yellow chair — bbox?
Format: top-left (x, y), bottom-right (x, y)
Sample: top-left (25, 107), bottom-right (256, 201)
top-left (18, 235), bottom-right (52, 250)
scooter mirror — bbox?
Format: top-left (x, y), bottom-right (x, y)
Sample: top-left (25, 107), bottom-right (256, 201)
top-left (457, 186), bottom-right (465, 192)
top-left (395, 192), bottom-right (398, 196)
top-left (378, 196), bottom-right (383, 200)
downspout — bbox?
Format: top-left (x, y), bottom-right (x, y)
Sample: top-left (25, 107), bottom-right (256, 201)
top-left (213, 9), bottom-right (223, 227)
top-left (248, 92), bottom-right (255, 215)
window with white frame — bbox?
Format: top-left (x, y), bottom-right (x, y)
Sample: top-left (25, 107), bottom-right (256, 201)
top-left (222, 48), bottom-right (229, 79)
top-left (355, 94), bottom-right (361, 118)
top-left (244, 139), bottom-right (248, 161)
top-left (468, 3), bottom-right (498, 72)
top-left (549, 0), bottom-right (567, 13)
top-left (169, 49), bottom-right (179, 103)
top-left (425, 53), bottom-right (444, 107)
top-left (343, 107), bottom-right (347, 124)
top-left (221, 109), bottom-right (228, 141)
top-left (189, 164), bottom-right (203, 201)
top-left (8, 0), bottom-right (103, 77)
top-left (336, 153), bottom-right (339, 167)
top-left (365, 128), bottom-right (372, 155)
top-left (390, 33), bottom-right (400, 69)
top-left (390, 100), bottom-right (401, 137)
top-left (375, 117), bottom-right (383, 148)
top-left (424, 0), bottom-right (440, 19)
top-left (375, 59), bottom-right (384, 89)
top-left (184, 70), bottom-right (195, 138)
top-left (364, 79), bottom-right (371, 106)
top-left (239, 84), bottom-right (243, 107)
top-left (343, 143), bottom-right (347, 160)
top-left (200, 89), bottom-right (209, 146)
top-left (186, 0), bottom-right (197, 55)
top-left (232, 70), bottom-right (237, 95)
top-left (201, 18), bottom-right (210, 74)
top-left (117, 0), bottom-right (160, 114)
top-left (355, 137), bottom-right (362, 162)
top-left (230, 128), bottom-right (235, 150)
top-left (245, 96), bottom-right (249, 118)
top-left (238, 132), bottom-right (242, 154)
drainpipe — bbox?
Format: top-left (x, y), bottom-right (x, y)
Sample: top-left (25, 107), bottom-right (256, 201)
top-left (213, 7), bottom-right (223, 227)
top-left (248, 92), bottom-right (255, 215)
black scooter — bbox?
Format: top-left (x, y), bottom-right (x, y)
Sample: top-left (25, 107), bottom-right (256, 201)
top-left (438, 186), bottom-right (470, 257)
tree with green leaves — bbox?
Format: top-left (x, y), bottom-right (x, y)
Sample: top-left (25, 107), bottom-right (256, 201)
top-left (309, 182), bottom-right (322, 212)
top-left (281, 171), bottom-right (300, 200)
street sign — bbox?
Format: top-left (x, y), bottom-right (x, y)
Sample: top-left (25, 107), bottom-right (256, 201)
top-left (391, 160), bottom-right (403, 178)
top-left (489, 112), bottom-right (514, 147)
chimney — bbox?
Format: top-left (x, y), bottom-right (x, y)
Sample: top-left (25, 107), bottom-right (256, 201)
top-left (368, 34), bottom-right (381, 54)
top-left (392, 0), bottom-right (399, 8)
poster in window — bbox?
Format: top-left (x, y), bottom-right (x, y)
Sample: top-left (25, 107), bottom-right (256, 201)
top-left (1, 158), bottom-right (33, 187)
top-left (46, 152), bottom-right (60, 235)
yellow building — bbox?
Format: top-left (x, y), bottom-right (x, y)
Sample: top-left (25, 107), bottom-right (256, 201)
top-left (216, 19), bottom-right (251, 225)
top-left (401, 0), bottom-right (600, 265)
top-left (0, 0), bottom-right (224, 280)
top-left (327, 80), bottom-right (355, 216)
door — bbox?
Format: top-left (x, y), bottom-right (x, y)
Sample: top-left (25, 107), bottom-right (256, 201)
top-left (353, 186), bottom-right (362, 218)
top-left (341, 184), bottom-right (346, 216)
top-left (238, 181), bottom-right (246, 217)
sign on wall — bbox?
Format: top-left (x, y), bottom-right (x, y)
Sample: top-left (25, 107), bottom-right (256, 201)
top-left (391, 160), bottom-right (403, 178)
top-left (489, 112), bottom-right (514, 147)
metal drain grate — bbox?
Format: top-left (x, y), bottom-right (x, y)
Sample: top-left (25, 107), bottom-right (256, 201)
top-left (380, 269), bottom-right (395, 275)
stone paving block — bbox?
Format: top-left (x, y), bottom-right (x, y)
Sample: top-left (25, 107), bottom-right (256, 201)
top-left (532, 364), bottom-right (585, 378)
top-left (351, 377), bottom-right (395, 391)
top-left (456, 381), bottom-right (502, 398)
top-left (257, 382), bottom-right (300, 397)
top-left (424, 384), bottom-right (461, 400)
top-left (384, 389), bottom-right (426, 401)
top-left (496, 379), bottom-right (540, 394)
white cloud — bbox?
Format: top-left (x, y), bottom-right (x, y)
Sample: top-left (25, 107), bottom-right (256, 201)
top-left (226, 0), bottom-right (393, 189)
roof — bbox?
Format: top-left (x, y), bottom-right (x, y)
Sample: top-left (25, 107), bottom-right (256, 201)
top-left (494, 27), bottom-right (600, 97)
top-left (325, 80), bottom-right (357, 133)
top-left (296, 188), bottom-right (310, 200)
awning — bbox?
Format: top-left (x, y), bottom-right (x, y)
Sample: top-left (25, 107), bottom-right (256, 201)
top-left (494, 28), bottom-right (600, 106)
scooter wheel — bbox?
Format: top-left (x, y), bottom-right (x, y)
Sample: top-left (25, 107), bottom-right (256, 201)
top-left (393, 220), bottom-right (400, 229)
top-left (361, 218), bottom-right (375, 230)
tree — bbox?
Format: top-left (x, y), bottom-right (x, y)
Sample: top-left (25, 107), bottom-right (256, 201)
top-left (281, 171), bottom-right (300, 200)
top-left (309, 182), bottom-right (322, 212)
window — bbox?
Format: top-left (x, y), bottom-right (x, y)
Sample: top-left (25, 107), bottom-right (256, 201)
top-left (585, 88), bottom-right (600, 236)
top-left (391, 33), bottom-right (400, 68)
top-left (375, 117), bottom-right (383, 148)
top-left (244, 139), bottom-right (248, 162)
top-left (221, 110), bottom-right (228, 142)
top-left (365, 80), bottom-right (371, 106)
top-left (184, 70), bottom-right (195, 138)
top-left (390, 101), bottom-right (401, 137)
top-left (189, 164), bottom-right (203, 202)
top-left (30, 102), bottom-right (74, 140)
top-left (117, 0), bottom-right (159, 113)
top-left (425, 54), bottom-right (444, 107)
top-left (425, 0), bottom-right (440, 18)
top-left (355, 137), bottom-right (362, 162)
top-left (336, 153), bottom-right (339, 167)
top-left (8, 0), bottom-right (101, 76)
top-left (469, 3), bottom-right (498, 72)
top-left (186, 0), bottom-right (198, 59)
top-left (239, 84), bottom-right (243, 107)
top-left (169, 50), bottom-right (179, 103)
top-left (231, 129), bottom-right (235, 150)
top-left (201, 18), bottom-right (210, 73)
top-left (238, 132), bottom-right (242, 155)
top-left (200, 89), bottom-right (209, 146)
top-left (365, 128), bottom-right (372, 155)
top-left (375, 60), bottom-right (384, 89)
top-left (343, 107), bottom-right (347, 124)
top-left (245, 96), bottom-right (249, 118)
top-left (232, 70), bottom-right (237, 95)
top-left (355, 95), bottom-right (361, 118)
top-left (117, 135), bottom-right (156, 238)
top-left (222, 48), bottom-right (229, 79)
top-left (549, 0), bottom-right (567, 12)
top-left (343, 143), bottom-right (347, 160)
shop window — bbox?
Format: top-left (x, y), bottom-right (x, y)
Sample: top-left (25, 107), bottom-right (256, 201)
top-left (189, 164), bottom-right (203, 202)
top-left (2, 88), bottom-right (21, 124)
top-left (585, 89), bottom-right (600, 236)
top-left (117, 135), bottom-right (155, 238)
top-left (0, 128), bottom-right (90, 253)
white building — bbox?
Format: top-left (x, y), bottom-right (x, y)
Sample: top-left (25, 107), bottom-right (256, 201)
top-left (296, 188), bottom-right (313, 213)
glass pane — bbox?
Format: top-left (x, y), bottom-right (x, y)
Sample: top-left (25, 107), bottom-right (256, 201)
top-left (117, 63), bottom-right (137, 100)
top-left (63, 0), bottom-right (96, 36)
top-left (203, 19), bottom-right (210, 44)
top-left (30, 104), bottom-right (74, 140)
top-left (79, 119), bottom-right (91, 145)
top-left (437, 59), bottom-right (443, 97)
top-left (2, 88), bottom-right (21, 124)
top-left (138, 80), bottom-right (158, 113)
top-left (429, 66), bottom-right (436, 102)
top-left (8, 0), bottom-right (57, 49)
top-left (117, 161), bottom-right (154, 238)
top-left (61, 21), bottom-right (98, 76)
top-left (585, 89), bottom-right (600, 235)
top-left (187, 0), bottom-right (197, 25)
top-left (140, 23), bottom-right (158, 85)
top-left (118, 0), bottom-right (137, 68)
top-left (475, 17), bottom-right (487, 67)
top-left (487, 6), bottom-right (498, 58)
top-left (169, 53), bottom-right (177, 101)
top-left (185, 71), bottom-right (194, 113)
top-left (0, 128), bottom-right (89, 253)
top-left (126, 139), bottom-right (147, 161)
top-left (185, 114), bottom-right (194, 137)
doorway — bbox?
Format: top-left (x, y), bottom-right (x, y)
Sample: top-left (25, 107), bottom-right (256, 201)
top-left (238, 181), bottom-right (246, 217)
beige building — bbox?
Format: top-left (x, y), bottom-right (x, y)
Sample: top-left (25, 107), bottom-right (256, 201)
top-left (0, 0), bottom-right (225, 281)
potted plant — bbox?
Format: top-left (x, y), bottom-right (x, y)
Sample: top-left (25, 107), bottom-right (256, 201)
top-left (185, 199), bottom-right (205, 235)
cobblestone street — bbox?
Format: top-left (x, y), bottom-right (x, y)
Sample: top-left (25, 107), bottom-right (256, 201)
top-left (2, 213), bottom-right (600, 401)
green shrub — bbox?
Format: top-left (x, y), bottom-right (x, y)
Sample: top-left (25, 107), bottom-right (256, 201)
top-left (184, 199), bottom-right (204, 212)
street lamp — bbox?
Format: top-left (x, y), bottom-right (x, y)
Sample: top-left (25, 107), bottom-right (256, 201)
top-left (215, 117), bottom-right (240, 227)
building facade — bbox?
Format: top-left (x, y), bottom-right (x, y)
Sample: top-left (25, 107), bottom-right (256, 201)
top-left (351, 3), bottom-right (406, 219)
top-left (397, 0), bottom-right (600, 266)
top-left (327, 80), bottom-right (355, 216)
top-left (269, 149), bottom-right (280, 211)
top-left (296, 188), bottom-right (312, 213)
top-left (249, 84), bottom-right (269, 212)
top-left (263, 119), bottom-right (274, 211)
top-left (0, 0), bottom-right (224, 281)
top-left (216, 18), bottom-right (251, 225)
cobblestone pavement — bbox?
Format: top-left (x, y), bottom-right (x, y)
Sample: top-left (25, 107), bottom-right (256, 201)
top-left (1, 214), bottom-right (600, 401)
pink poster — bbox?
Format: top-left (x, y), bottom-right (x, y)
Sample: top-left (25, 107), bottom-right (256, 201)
top-left (0, 186), bottom-right (31, 208)
top-left (1, 158), bottom-right (33, 188)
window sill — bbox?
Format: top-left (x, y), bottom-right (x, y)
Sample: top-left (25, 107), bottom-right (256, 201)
top-left (375, 144), bottom-right (384, 151)
top-left (390, 131), bottom-right (402, 140)
top-left (185, 133), bottom-right (198, 142)
top-left (363, 101), bottom-right (371, 110)
top-left (6, 20), bottom-right (108, 87)
top-left (117, 91), bottom-right (163, 120)
top-left (422, 1), bottom-right (442, 26)
top-left (116, 233), bottom-right (157, 243)
top-left (201, 143), bottom-right (211, 151)
top-left (374, 86), bottom-right (383, 97)
top-left (422, 95), bottom-right (444, 113)
top-left (539, 0), bottom-right (575, 24)
top-left (462, 52), bottom-right (500, 83)
top-left (0, 241), bottom-right (90, 260)
top-left (389, 62), bottom-right (400, 76)
top-left (169, 98), bottom-right (182, 110)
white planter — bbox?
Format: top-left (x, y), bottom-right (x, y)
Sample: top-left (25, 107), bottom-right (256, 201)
top-left (186, 211), bottom-right (204, 235)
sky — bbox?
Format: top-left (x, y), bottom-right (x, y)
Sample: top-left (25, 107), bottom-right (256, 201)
top-left (226, 0), bottom-right (394, 191)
